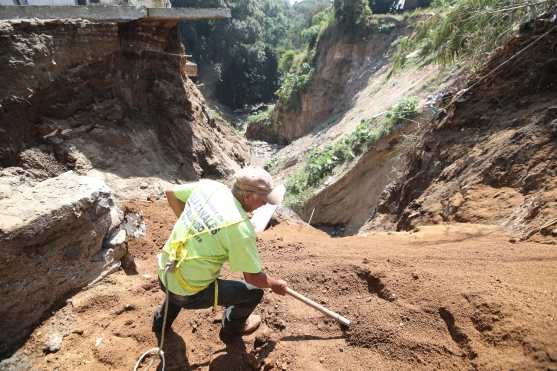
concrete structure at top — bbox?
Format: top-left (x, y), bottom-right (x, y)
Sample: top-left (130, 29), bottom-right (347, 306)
top-left (0, 4), bottom-right (229, 77)
top-left (0, 5), bottom-right (231, 21)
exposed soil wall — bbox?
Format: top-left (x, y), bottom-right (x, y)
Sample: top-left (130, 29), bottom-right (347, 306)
top-left (365, 18), bottom-right (557, 242)
top-left (248, 18), bottom-right (407, 144)
top-left (0, 19), bottom-right (249, 199)
top-left (301, 126), bottom-right (411, 234)
top-left (0, 172), bottom-right (121, 357)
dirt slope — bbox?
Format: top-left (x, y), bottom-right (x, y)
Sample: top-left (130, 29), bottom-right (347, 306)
top-left (2, 200), bottom-right (556, 371)
top-left (0, 19), bottom-right (248, 199)
top-left (364, 18), bottom-right (557, 242)
top-left (250, 16), bottom-right (443, 206)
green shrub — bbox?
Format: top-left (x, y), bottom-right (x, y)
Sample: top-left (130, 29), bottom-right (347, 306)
top-left (386, 96), bottom-right (418, 125)
top-left (278, 50), bottom-right (297, 74)
top-left (377, 21), bottom-right (396, 33)
top-left (246, 105), bottom-right (274, 127)
top-left (334, 0), bottom-right (373, 36)
top-left (273, 7), bottom-right (336, 113)
top-left (390, 0), bottom-right (556, 74)
top-left (264, 157), bottom-right (278, 172)
top-left (275, 62), bottom-right (314, 111)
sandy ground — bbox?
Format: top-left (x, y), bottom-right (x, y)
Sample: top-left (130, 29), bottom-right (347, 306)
top-left (4, 200), bottom-right (557, 371)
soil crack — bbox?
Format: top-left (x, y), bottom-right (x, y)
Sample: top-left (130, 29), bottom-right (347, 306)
top-left (356, 267), bottom-right (396, 302)
top-left (438, 307), bottom-right (477, 361)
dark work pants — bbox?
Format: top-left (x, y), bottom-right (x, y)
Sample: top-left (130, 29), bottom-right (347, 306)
top-left (152, 278), bottom-right (264, 335)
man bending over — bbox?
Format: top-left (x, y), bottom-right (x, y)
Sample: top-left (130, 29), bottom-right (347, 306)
top-left (152, 166), bottom-right (288, 342)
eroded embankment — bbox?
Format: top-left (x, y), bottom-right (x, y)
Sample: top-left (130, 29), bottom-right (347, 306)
top-left (246, 16), bottom-right (434, 145)
top-left (0, 19), bottom-right (248, 200)
top-left (2, 201), bottom-right (556, 371)
top-left (364, 18), bottom-right (557, 242)
top-left (0, 17), bottom-right (249, 360)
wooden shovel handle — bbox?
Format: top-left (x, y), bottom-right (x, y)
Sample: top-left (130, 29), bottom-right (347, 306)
top-left (286, 288), bottom-right (351, 327)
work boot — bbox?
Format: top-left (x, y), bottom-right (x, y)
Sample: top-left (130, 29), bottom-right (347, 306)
top-left (219, 314), bottom-right (261, 342)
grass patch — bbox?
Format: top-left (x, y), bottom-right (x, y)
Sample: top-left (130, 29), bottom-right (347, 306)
top-left (246, 105), bottom-right (275, 127)
top-left (285, 96), bottom-right (418, 208)
top-left (275, 63), bottom-right (314, 111)
top-left (264, 157), bottom-right (279, 172)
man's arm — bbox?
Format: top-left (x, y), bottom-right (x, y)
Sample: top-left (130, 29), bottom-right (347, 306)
top-left (164, 184), bottom-right (185, 218)
top-left (244, 271), bottom-right (288, 295)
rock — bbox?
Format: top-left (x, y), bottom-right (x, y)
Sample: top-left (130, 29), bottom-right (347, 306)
top-left (43, 334), bottom-right (63, 353)
top-left (0, 172), bottom-right (121, 355)
top-left (108, 229), bottom-right (126, 246)
top-left (103, 228), bottom-right (127, 264)
top-left (114, 303), bottom-right (136, 315)
top-left (72, 328), bottom-right (84, 336)
top-left (121, 253), bottom-right (138, 274)
top-left (549, 119), bottom-right (557, 138)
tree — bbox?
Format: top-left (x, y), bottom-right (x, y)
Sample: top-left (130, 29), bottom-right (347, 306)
top-left (175, 0), bottom-right (289, 108)
top-left (333, 0), bottom-right (372, 34)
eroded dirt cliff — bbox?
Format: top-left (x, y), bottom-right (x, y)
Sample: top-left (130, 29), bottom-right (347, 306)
top-left (366, 18), bottom-right (557, 242)
top-left (0, 18), bottom-right (249, 199)
top-left (247, 17), bottom-right (414, 144)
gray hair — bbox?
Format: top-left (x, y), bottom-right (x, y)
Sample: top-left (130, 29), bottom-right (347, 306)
top-left (232, 184), bottom-right (250, 201)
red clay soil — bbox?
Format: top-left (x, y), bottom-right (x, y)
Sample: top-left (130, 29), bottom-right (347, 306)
top-left (6, 200), bottom-right (557, 371)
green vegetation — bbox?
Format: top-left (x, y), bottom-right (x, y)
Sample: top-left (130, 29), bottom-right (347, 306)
top-left (275, 63), bottom-right (314, 111)
top-left (285, 97), bottom-right (418, 208)
top-left (264, 157), bottom-right (279, 172)
top-left (391, 0), bottom-right (556, 74)
top-left (274, 7), bottom-right (334, 111)
top-left (334, 0), bottom-right (373, 35)
top-left (177, 0), bottom-right (334, 109)
top-left (175, 0), bottom-right (436, 110)
top-left (246, 105), bottom-right (275, 127)
top-left (177, 0), bottom-right (289, 108)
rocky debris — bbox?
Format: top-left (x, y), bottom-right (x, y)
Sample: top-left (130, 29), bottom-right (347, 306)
top-left (43, 334), bottom-right (63, 354)
top-left (0, 171), bottom-right (122, 356)
top-left (269, 206), bottom-right (305, 227)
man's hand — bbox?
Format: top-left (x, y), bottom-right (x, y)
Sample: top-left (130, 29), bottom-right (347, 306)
top-left (244, 272), bottom-right (288, 295)
top-left (270, 279), bottom-right (288, 296)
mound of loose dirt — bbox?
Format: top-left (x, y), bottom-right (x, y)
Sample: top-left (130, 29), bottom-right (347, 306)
top-left (0, 19), bottom-right (249, 199)
top-left (2, 201), bottom-right (556, 370)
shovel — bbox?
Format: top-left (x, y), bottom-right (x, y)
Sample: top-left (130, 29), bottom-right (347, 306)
top-left (286, 288), bottom-right (351, 327)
